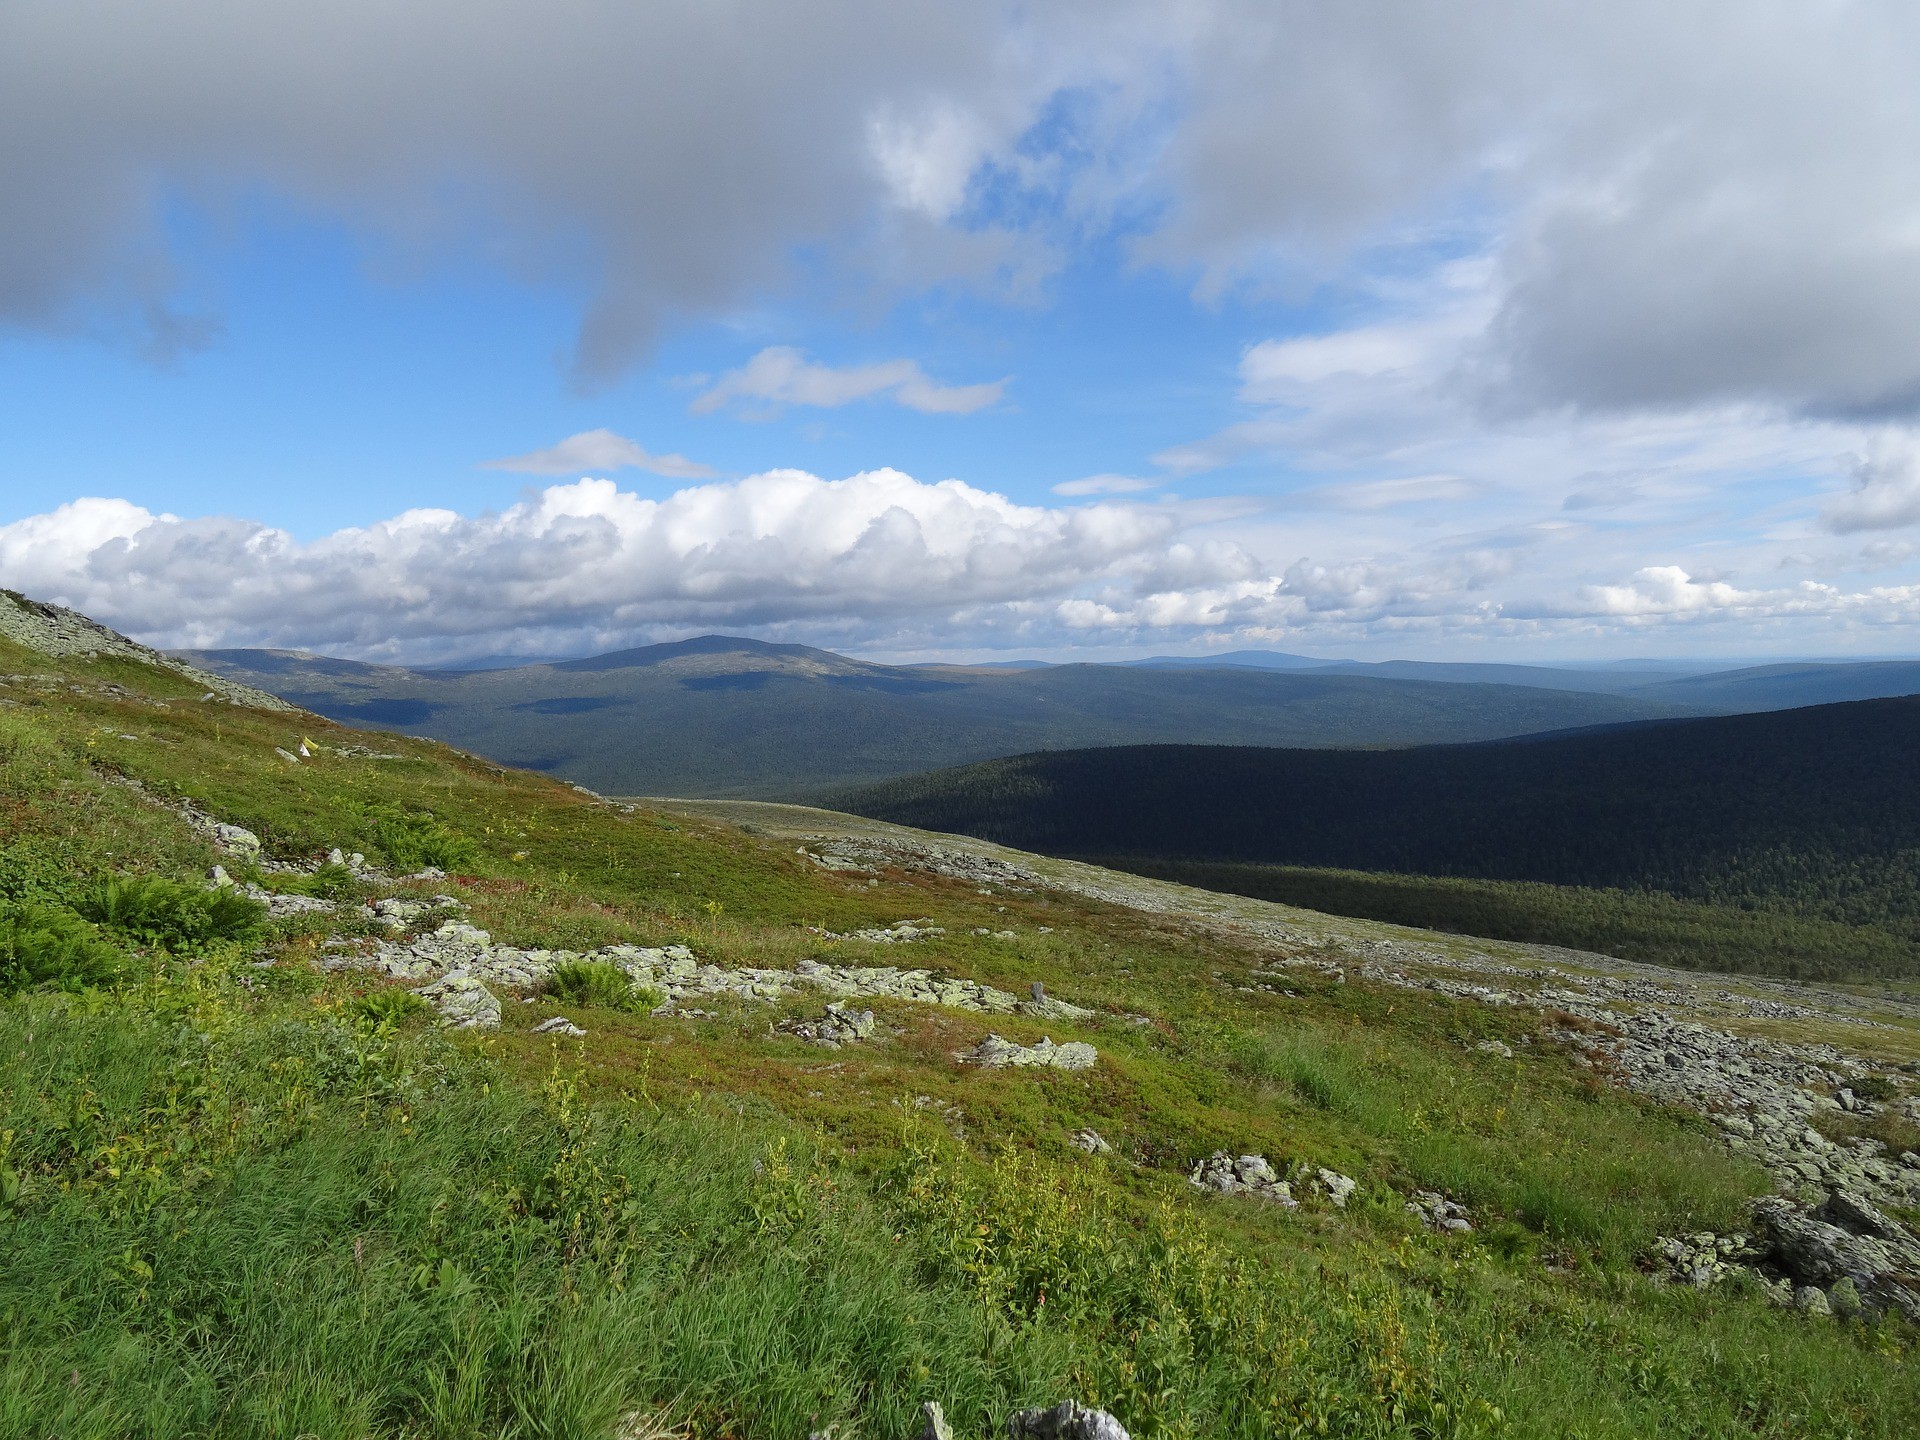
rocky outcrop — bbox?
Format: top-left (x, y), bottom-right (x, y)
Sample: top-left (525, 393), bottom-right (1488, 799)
top-left (1190, 1152), bottom-right (1295, 1206)
top-left (1750, 1192), bottom-right (1920, 1321)
top-left (0, 589), bottom-right (294, 710)
top-left (957, 1034), bottom-right (1098, 1071)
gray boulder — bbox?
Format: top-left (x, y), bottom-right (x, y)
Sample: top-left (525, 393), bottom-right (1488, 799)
top-left (958, 1034), bottom-right (1097, 1071)
top-left (1190, 1152), bottom-right (1296, 1206)
top-left (1751, 1194), bottom-right (1920, 1320)
top-left (1007, 1401), bottom-right (1130, 1440)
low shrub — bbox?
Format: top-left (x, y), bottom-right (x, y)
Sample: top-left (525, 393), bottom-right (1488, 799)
top-left (279, 862), bottom-right (363, 902)
top-left (78, 875), bottom-right (266, 954)
top-left (0, 902), bottom-right (127, 994)
top-left (372, 809), bottom-right (480, 873)
top-left (542, 960), bottom-right (660, 1014)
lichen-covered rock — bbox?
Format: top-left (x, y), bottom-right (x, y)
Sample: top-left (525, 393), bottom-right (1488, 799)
top-left (1190, 1152), bottom-right (1295, 1206)
top-left (1651, 1231), bottom-right (1754, 1288)
top-left (415, 971), bottom-right (500, 1030)
top-left (778, 1002), bottom-right (876, 1047)
top-left (532, 1016), bottom-right (586, 1036)
top-left (1407, 1190), bottom-right (1473, 1233)
top-left (1314, 1167), bottom-right (1358, 1207)
top-left (1006, 1400), bottom-right (1130, 1440)
top-left (1751, 1194), bottom-right (1920, 1321)
top-left (1069, 1128), bottom-right (1113, 1155)
top-left (957, 1034), bottom-right (1097, 1071)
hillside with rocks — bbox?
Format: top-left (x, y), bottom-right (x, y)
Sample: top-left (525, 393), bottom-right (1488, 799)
top-left (2, 601), bottom-right (1918, 1437)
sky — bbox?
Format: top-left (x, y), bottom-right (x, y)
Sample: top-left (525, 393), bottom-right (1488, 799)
top-left (6, 1), bottom-right (1920, 665)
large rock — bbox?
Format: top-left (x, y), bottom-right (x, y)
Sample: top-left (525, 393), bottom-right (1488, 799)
top-left (1006, 1401), bottom-right (1130, 1440)
top-left (957, 1034), bottom-right (1097, 1071)
top-left (1751, 1194), bottom-right (1920, 1321)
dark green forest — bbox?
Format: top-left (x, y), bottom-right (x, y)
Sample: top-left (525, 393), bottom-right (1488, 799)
top-left (836, 697), bottom-right (1920, 978)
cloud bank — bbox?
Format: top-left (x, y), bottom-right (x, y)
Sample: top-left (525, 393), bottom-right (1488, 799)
top-left (10, 467), bottom-right (1920, 663)
top-left (8, 1), bottom-right (1920, 417)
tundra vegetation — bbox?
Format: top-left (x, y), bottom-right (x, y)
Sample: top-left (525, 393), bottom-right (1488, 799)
top-left (0, 615), bottom-right (1916, 1438)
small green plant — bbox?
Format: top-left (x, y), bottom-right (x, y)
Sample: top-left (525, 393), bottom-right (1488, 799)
top-left (281, 862), bottom-right (363, 902)
top-left (0, 902), bottom-right (127, 994)
top-left (542, 960), bottom-right (660, 1014)
top-left (78, 875), bottom-right (266, 954)
top-left (349, 987), bottom-right (432, 1027)
top-left (373, 809), bottom-right (480, 873)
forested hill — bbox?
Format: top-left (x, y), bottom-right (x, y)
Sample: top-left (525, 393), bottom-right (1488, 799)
top-left (834, 696), bottom-right (1920, 943)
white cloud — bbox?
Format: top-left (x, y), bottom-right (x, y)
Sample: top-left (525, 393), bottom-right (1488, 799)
top-left (483, 428), bottom-right (716, 480)
top-left (690, 347), bottom-right (1007, 417)
top-left (15, 461), bottom-right (1920, 664)
top-left (0, 472), bottom-right (1180, 658)
top-left (1823, 438), bottom-right (1920, 534)
top-left (1051, 474), bottom-right (1158, 497)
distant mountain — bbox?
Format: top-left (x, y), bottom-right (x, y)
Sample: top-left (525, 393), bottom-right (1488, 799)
top-left (1629, 660), bottom-right (1920, 711)
top-left (178, 635), bottom-right (1706, 799)
top-left (832, 696), bottom-right (1920, 943)
top-left (1124, 650), bottom-right (1345, 671)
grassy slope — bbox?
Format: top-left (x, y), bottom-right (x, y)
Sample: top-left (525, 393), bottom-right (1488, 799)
top-left (1, 635), bottom-right (1915, 1437)
top-left (181, 644), bottom-right (1703, 798)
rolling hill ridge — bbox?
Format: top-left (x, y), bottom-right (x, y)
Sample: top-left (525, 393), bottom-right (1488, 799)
top-left (181, 636), bottom-right (1712, 798)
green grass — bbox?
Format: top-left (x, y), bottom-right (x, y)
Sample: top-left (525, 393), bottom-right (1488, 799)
top-left (1, 629), bottom-right (1918, 1437)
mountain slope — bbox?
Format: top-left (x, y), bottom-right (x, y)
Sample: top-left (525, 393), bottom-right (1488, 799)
top-left (5, 600), bottom-right (1919, 1431)
top-left (180, 637), bottom-right (1707, 797)
top-left (834, 697), bottom-right (1920, 968)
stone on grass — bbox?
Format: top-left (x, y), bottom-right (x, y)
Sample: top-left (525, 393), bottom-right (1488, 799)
top-left (1190, 1152), bottom-right (1295, 1206)
top-left (778, 1002), bottom-right (877, 1048)
top-left (1006, 1400), bottom-right (1130, 1440)
top-left (532, 1016), bottom-right (586, 1037)
top-left (915, 1400), bottom-right (954, 1440)
top-left (957, 1034), bottom-right (1097, 1071)
top-left (1315, 1167), bottom-right (1358, 1207)
top-left (415, 971), bottom-right (501, 1030)
top-left (1069, 1128), bottom-right (1113, 1155)
top-left (1407, 1190), bottom-right (1473, 1233)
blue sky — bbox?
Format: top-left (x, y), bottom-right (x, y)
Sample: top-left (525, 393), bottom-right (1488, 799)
top-left (5, 2), bottom-right (1920, 664)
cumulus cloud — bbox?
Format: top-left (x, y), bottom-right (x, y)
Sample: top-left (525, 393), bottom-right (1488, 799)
top-left (0, 472), bottom-right (1183, 658)
top-left (484, 429), bottom-right (716, 480)
top-left (690, 347), bottom-right (1007, 417)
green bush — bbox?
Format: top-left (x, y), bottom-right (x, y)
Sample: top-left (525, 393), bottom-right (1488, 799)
top-left (348, 987), bottom-right (432, 1027)
top-left (0, 903), bottom-right (127, 994)
top-left (372, 810), bottom-right (480, 873)
top-left (78, 876), bottom-right (266, 954)
top-left (542, 960), bottom-right (660, 1014)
